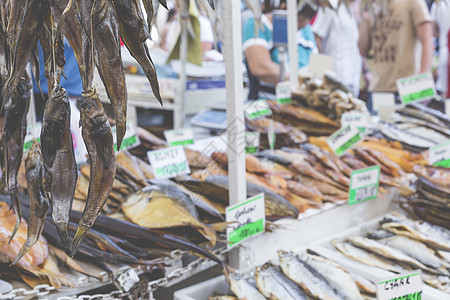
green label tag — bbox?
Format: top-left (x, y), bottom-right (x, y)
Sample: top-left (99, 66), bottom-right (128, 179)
top-left (164, 128), bottom-right (194, 147)
top-left (349, 166), bottom-right (380, 205)
top-left (429, 140), bottom-right (450, 168)
top-left (23, 123), bottom-right (42, 152)
top-left (377, 271), bottom-right (422, 300)
top-left (276, 82), bottom-right (292, 104)
top-left (245, 132), bottom-right (260, 154)
top-left (112, 121), bottom-right (141, 151)
top-left (341, 111), bottom-right (369, 134)
top-left (226, 193), bottom-right (265, 249)
top-left (396, 72), bottom-right (437, 104)
top-left (327, 125), bottom-right (362, 156)
top-left (147, 146), bottom-right (191, 179)
top-left (245, 100), bottom-right (272, 120)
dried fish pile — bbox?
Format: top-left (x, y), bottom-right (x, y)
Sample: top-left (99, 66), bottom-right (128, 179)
top-left (291, 74), bottom-right (369, 123)
top-left (407, 165), bottom-right (450, 229)
top-left (332, 212), bottom-right (450, 294)
top-left (378, 103), bottom-right (450, 152)
top-left (213, 250), bottom-right (375, 299)
top-left (0, 0), bottom-right (218, 261)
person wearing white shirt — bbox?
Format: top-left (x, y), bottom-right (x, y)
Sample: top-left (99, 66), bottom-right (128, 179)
top-left (312, 0), bottom-right (362, 97)
top-left (431, 2), bottom-right (450, 96)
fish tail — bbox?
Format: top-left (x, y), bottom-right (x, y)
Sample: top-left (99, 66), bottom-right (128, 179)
top-left (115, 121), bottom-right (126, 151)
top-left (10, 241), bottom-right (32, 266)
top-left (55, 221), bottom-right (70, 251)
top-left (8, 193), bottom-right (21, 243)
top-left (70, 225), bottom-right (88, 257)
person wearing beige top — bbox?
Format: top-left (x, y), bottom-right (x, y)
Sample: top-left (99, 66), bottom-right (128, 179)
top-left (358, 0), bottom-right (434, 96)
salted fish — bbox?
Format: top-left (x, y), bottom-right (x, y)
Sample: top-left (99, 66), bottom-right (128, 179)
top-left (278, 250), bottom-right (339, 299)
top-left (298, 251), bottom-right (364, 299)
top-left (226, 271), bottom-right (266, 300)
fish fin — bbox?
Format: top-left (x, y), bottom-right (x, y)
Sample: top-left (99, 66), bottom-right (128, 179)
top-left (210, 221), bottom-right (235, 231)
top-left (207, 0), bottom-right (215, 10)
top-left (11, 239), bottom-right (33, 266)
top-left (55, 222), bottom-right (70, 251)
top-left (115, 121), bottom-right (126, 151)
top-left (8, 192), bottom-right (21, 243)
top-left (198, 224), bottom-right (217, 246)
top-left (158, 0), bottom-right (168, 9)
top-left (69, 225), bottom-right (88, 257)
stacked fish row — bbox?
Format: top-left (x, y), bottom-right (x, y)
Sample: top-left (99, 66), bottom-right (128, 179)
top-left (0, 0), bottom-right (218, 262)
top-left (410, 165), bottom-right (450, 229)
top-left (214, 250), bottom-right (375, 299)
top-left (332, 212), bottom-right (450, 294)
top-left (379, 103), bottom-right (450, 153)
top-left (292, 74), bottom-right (369, 123)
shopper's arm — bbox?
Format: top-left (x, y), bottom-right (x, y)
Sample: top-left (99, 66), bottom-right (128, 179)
top-left (245, 45), bottom-right (285, 85)
top-left (314, 34), bottom-right (322, 53)
top-left (358, 12), bottom-right (372, 57)
top-left (416, 21), bottom-right (434, 73)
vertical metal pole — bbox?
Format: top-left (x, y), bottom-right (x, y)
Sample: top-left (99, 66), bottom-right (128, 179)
top-left (224, 0), bottom-right (246, 269)
top-left (177, 25), bottom-right (188, 129)
top-left (287, 0), bottom-right (298, 87)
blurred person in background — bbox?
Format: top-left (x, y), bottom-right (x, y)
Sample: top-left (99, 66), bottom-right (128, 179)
top-left (312, 0), bottom-right (362, 97)
top-left (243, 0), bottom-right (317, 100)
top-left (431, 1), bottom-right (450, 96)
top-left (358, 0), bottom-right (434, 110)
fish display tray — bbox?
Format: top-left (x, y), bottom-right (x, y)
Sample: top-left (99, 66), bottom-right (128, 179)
top-left (308, 212), bottom-right (449, 300)
top-left (173, 275), bottom-right (228, 300)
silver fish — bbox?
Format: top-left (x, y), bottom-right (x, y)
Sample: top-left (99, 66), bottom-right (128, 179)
top-left (226, 271), bottom-right (266, 300)
top-left (381, 222), bottom-right (450, 252)
top-left (331, 239), bottom-right (404, 273)
top-left (298, 251), bottom-right (364, 299)
top-left (348, 236), bottom-right (434, 272)
top-left (255, 262), bottom-right (307, 300)
top-left (278, 250), bottom-right (339, 299)
top-left (379, 235), bottom-right (450, 275)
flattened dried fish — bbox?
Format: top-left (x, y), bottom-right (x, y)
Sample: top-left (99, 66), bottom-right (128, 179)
top-left (12, 140), bottom-right (49, 265)
top-left (70, 89), bottom-right (115, 256)
top-left (40, 85), bottom-right (77, 249)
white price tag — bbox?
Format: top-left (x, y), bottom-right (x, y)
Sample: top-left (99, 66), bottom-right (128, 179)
top-left (245, 132), bottom-right (260, 154)
top-left (429, 140), bottom-right (450, 168)
top-left (377, 270), bottom-right (422, 300)
top-left (164, 128), bottom-right (194, 146)
top-left (276, 82), bottom-right (291, 105)
top-left (327, 125), bottom-right (362, 156)
top-left (226, 193), bottom-right (265, 249)
top-left (244, 100), bottom-right (272, 120)
top-left (147, 146), bottom-right (190, 179)
top-left (341, 111), bottom-right (368, 133)
top-left (396, 72), bottom-right (437, 104)
top-left (111, 121), bottom-right (141, 151)
top-left (348, 166), bottom-right (380, 205)
top-left (116, 268), bottom-right (139, 292)
top-left (24, 122), bottom-right (42, 152)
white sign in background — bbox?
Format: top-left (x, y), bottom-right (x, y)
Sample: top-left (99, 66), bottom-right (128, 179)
top-left (428, 140), bottom-right (450, 166)
top-left (164, 128), bottom-right (194, 146)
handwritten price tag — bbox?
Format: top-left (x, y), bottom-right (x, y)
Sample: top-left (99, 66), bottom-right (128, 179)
top-left (348, 166), bottom-right (380, 205)
top-left (341, 111), bottom-right (369, 133)
top-left (147, 146), bottom-right (190, 179)
top-left (276, 82), bottom-right (291, 105)
top-left (164, 128), bottom-right (194, 146)
top-left (327, 125), bottom-right (362, 156)
top-left (245, 132), bottom-right (260, 154)
top-left (396, 72), bottom-right (437, 104)
top-left (377, 271), bottom-right (422, 300)
top-left (111, 121), bottom-right (141, 151)
top-left (429, 140), bottom-right (450, 168)
top-left (226, 193), bottom-right (265, 249)
top-left (244, 100), bottom-right (272, 120)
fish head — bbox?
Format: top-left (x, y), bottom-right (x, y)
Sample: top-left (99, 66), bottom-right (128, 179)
top-left (80, 89), bottom-right (108, 129)
top-left (45, 85), bottom-right (70, 121)
top-left (25, 139), bottom-right (44, 180)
